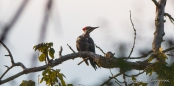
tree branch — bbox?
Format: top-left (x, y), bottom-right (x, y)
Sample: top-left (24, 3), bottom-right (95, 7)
top-left (95, 44), bottom-right (105, 54)
top-left (126, 11), bottom-right (136, 60)
top-left (152, 0), bottom-right (159, 7)
top-left (164, 13), bottom-right (174, 24)
top-left (1, 42), bottom-right (174, 85)
top-left (0, 41), bottom-right (26, 81)
top-left (0, 51), bottom-right (153, 85)
top-left (67, 44), bottom-right (75, 53)
top-left (152, 0), bottom-right (166, 54)
top-left (101, 72), bottom-right (122, 86)
top-left (0, 40), bottom-right (14, 64)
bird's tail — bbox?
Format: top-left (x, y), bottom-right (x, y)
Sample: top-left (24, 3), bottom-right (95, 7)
top-left (89, 58), bottom-right (97, 70)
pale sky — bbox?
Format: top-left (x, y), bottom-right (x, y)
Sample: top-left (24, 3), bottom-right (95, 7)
top-left (0, 0), bottom-right (174, 86)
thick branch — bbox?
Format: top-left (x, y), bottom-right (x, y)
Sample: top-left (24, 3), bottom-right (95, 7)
top-left (0, 51), bottom-right (152, 85)
top-left (152, 0), bottom-right (166, 54)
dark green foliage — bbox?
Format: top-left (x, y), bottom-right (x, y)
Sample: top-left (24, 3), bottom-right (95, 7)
top-left (19, 80), bottom-right (35, 86)
top-left (145, 52), bottom-right (174, 86)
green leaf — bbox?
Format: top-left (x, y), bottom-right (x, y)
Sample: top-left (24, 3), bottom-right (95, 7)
top-left (48, 42), bottom-right (53, 47)
top-left (57, 73), bottom-right (66, 86)
top-left (20, 80), bottom-right (35, 86)
top-left (145, 67), bottom-right (153, 76)
top-left (141, 83), bottom-right (148, 86)
top-left (158, 53), bottom-right (167, 61)
top-left (39, 53), bottom-right (46, 62)
top-left (42, 68), bottom-right (50, 76)
top-left (131, 76), bottom-right (136, 82)
top-left (49, 48), bottom-right (55, 59)
top-left (67, 84), bottom-right (73, 86)
top-left (40, 77), bottom-right (44, 83)
top-left (148, 54), bottom-right (155, 62)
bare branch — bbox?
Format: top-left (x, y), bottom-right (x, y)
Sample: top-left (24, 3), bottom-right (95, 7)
top-left (77, 57), bottom-right (89, 65)
top-left (67, 44), bottom-right (75, 53)
top-left (95, 44), bottom-right (105, 54)
top-left (0, 40), bottom-right (14, 64)
top-left (126, 11), bottom-right (136, 60)
top-left (101, 73), bottom-right (122, 86)
top-left (164, 13), bottom-right (174, 24)
top-left (152, 0), bottom-right (159, 7)
top-left (109, 69), bottom-right (122, 86)
top-left (0, 41), bottom-right (26, 80)
top-left (122, 73), bottom-right (127, 86)
top-left (4, 65), bottom-right (9, 69)
top-left (125, 70), bottom-right (145, 77)
top-left (0, 51), bottom-right (153, 85)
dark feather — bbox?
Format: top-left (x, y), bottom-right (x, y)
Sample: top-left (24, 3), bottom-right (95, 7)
top-left (76, 35), bottom-right (97, 70)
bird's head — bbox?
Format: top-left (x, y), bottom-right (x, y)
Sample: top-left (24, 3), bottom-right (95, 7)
top-left (82, 26), bottom-right (99, 34)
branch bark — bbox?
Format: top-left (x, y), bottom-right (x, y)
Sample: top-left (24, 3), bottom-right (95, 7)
top-left (152, 0), bottom-right (166, 54)
top-left (0, 51), bottom-right (152, 85)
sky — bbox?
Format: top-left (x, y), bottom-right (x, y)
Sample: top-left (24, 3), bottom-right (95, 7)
top-left (0, 0), bottom-right (174, 86)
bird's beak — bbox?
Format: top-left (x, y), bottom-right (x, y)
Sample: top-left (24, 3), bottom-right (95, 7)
top-left (92, 27), bottom-right (99, 29)
top-left (89, 27), bottom-right (99, 32)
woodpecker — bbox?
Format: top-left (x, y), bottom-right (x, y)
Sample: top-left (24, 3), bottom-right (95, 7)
top-left (76, 26), bottom-right (98, 70)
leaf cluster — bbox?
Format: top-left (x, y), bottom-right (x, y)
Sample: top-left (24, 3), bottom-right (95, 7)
top-left (39, 67), bottom-right (72, 86)
top-left (19, 80), bottom-right (35, 86)
top-left (33, 42), bottom-right (55, 62)
top-left (146, 52), bottom-right (174, 86)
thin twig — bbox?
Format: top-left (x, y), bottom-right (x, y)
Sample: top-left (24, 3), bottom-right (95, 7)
top-left (121, 50), bottom-right (153, 59)
top-left (109, 69), bottom-right (122, 86)
top-left (0, 40), bottom-right (14, 64)
top-left (125, 70), bottom-right (145, 77)
top-left (101, 72), bottom-right (122, 86)
top-left (4, 65), bottom-right (9, 69)
top-left (59, 46), bottom-right (63, 57)
top-left (95, 44), bottom-right (105, 54)
top-left (126, 11), bottom-right (136, 60)
top-left (0, 62), bottom-right (26, 80)
top-left (0, 41), bottom-right (26, 80)
top-left (164, 13), bottom-right (174, 24)
top-left (152, 0), bottom-right (159, 7)
top-left (77, 57), bottom-right (89, 65)
top-left (67, 44), bottom-right (75, 53)
top-left (122, 73), bottom-right (127, 86)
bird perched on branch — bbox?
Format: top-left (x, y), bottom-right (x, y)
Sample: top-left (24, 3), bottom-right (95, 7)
top-left (76, 26), bottom-right (99, 70)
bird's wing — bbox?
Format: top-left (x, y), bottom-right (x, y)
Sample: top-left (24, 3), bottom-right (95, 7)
top-left (76, 36), bottom-right (81, 51)
top-left (88, 37), bottom-right (95, 53)
top-left (76, 35), bottom-right (87, 51)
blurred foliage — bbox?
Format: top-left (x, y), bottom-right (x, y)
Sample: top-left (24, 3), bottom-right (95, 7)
top-left (145, 46), bottom-right (174, 86)
top-left (19, 80), bottom-right (35, 86)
